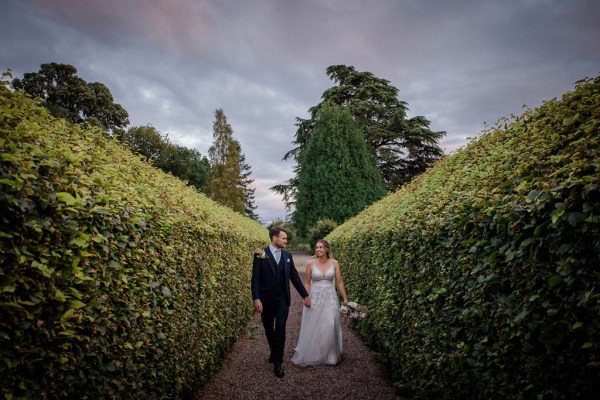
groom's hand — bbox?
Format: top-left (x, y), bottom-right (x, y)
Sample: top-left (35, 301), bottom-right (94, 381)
top-left (303, 296), bottom-right (311, 308)
top-left (253, 299), bottom-right (263, 313)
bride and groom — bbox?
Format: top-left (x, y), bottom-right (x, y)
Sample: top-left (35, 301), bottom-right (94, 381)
top-left (251, 227), bottom-right (348, 377)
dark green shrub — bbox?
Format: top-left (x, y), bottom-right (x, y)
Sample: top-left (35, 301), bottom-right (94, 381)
top-left (0, 77), bottom-right (268, 399)
top-left (308, 218), bottom-right (339, 252)
top-left (328, 76), bottom-right (600, 399)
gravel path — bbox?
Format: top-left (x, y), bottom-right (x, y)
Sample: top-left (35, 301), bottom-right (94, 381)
top-left (193, 251), bottom-right (402, 400)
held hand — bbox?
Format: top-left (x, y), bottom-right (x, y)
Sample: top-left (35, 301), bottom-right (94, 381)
top-left (303, 296), bottom-right (311, 308)
top-left (253, 299), bottom-right (263, 313)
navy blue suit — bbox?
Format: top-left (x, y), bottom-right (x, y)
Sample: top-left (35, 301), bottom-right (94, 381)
top-left (251, 247), bottom-right (308, 364)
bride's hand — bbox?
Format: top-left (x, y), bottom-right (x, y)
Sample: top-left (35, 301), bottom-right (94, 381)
top-left (303, 296), bottom-right (311, 308)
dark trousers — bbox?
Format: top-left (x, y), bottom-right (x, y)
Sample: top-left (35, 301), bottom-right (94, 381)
top-left (261, 296), bottom-right (289, 364)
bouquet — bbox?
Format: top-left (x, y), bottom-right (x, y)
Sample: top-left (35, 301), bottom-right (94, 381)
top-left (254, 249), bottom-right (268, 259)
top-left (340, 301), bottom-right (366, 319)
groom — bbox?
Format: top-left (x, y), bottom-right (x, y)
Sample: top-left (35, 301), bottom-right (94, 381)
top-left (251, 226), bottom-right (311, 378)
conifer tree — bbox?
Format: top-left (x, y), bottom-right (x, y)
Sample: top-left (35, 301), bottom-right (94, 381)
top-left (293, 102), bottom-right (387, 237)
top-left (206, 109), bottom-right (245, 213)
top-left (273, 65), bottom-right (445, 209)
top-left (236, 140), bottom-right (259, 221)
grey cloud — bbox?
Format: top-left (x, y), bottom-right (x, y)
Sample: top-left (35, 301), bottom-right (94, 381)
top-left (2, 0), bottom-right (599, 223)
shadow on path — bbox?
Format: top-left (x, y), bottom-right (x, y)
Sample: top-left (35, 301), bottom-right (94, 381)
top-left (194, 251), bottom-right (402, 400)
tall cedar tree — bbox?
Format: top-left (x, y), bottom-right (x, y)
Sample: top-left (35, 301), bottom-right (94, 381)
top-left (12, 63), bottom-right (129, 134)
top-left (206, 109), bottom-right (245, 213)
top-left (236, 141), bottom-right (259, 221)
top-left (293, 102), bottom-right (387, 237)
top-left (273, 65), bottom-right (445, 209)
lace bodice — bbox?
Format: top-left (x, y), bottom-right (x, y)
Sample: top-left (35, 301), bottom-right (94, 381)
top-left (311, 263), bottom-right (335, 285)
top-left (308, 263), bottom-right (338, 309)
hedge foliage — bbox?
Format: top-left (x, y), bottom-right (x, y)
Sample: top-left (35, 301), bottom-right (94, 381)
top-left (0, 76), bottom-right (268, 399)
top-left (327, 76), bottom-right (600, 399)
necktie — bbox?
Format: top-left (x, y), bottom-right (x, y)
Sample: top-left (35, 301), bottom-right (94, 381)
top-left (274, 249), bottom-right (281, 264)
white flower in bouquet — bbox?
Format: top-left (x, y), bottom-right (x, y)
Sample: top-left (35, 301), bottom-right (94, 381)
top-left (340, 301), bottom-right (366, 319)
top-left (254, 249), bottom-right (269, 259)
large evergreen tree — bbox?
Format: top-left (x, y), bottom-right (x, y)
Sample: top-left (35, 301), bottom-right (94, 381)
top-left (12, 62), bottom-right (129, 134)
top-left (293, 102), bottom-right (387, 238)
top-left (273, 65), bottom-right (445, 208)
top-left (236, 141), bottom-right (259, 221)
top-left (206, 109), bottom-right (245, 213)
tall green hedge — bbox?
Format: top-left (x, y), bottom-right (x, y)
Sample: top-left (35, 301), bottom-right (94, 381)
top-left (0, 77), bottom-right (268, 399)
top-left (328, 76), bottom-right (599, 399)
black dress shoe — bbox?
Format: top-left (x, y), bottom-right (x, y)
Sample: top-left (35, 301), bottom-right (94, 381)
top-left (273, 363), bottom-right (285, 378)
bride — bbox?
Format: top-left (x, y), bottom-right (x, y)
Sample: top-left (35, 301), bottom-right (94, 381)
top-left (291, 239), bottom-right (348, 366)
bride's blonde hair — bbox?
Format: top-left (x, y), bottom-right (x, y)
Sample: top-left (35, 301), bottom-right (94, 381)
top-left (315, 239), bottom-right (332, 259)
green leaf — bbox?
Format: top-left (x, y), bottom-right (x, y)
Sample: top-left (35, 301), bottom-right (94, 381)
top-left (56, 192), bottom-right (78, 206)
top-left (1, 285), bottom-right (16, 293)
top-left (588, 361), bottom-right (600, 367)
top-left (567, 212), bottom-right (584, 227)
top-left (69, 287), bottom-right (83, 300)
top-left (0, 178), bottom-right (16, 187)
top-left (0, 153), bottom-right (18, 162)
top-left (103, 361), bottom-right (117, 372)
top-left (69, 300), bottom-right (86, 309)
top-left (514, 310), bottom-right (528, 322)
top-left (70, 233), bottom-right (90, 248)
top-left (31, 260), bottom-right (54, 278)
top-left (53, 289), bottom-right (67, 302)
top-left (548, 275), bottom-right (562, 287)
top-left (61, 308), bottom-right (76, 322)
top-left (527, 190), bottom-right (540, 202)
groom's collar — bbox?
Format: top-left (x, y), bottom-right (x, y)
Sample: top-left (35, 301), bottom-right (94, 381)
top-left (268, 244), bottom-right (280, 254)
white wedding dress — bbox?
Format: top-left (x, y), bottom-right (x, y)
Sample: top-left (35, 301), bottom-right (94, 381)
top-left (291, 264), bottom-right (342, 366)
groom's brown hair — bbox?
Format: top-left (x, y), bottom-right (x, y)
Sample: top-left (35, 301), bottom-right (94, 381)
top-left (269, 226), bottom-right (288, 240)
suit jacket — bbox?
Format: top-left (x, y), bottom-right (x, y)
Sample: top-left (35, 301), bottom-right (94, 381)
top-left (251, 246), bottom-right (308, 306)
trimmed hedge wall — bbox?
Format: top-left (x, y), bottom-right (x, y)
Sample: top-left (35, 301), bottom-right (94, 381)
top-left (0, 78), bottom-right (268, 398)
top-left (328, 76), bottom-right (599, 399)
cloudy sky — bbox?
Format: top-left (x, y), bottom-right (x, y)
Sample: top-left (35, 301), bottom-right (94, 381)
top-left (3, 0), bottom-right (599, 224)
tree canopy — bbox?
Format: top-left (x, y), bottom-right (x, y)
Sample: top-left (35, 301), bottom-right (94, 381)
top-left (12, 62), bottom-right (129, 134)
top-left (273, 65), bottom-right (445, 209)
top-left (121, 125), bottom-right (165, 163)
top-left (293, 102), bottom-right (387, 237)
top-left (121, 125), bottom-right (209, 192)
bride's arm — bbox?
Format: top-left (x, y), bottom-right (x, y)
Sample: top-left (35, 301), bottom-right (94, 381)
top-left (333, 260), bottom-right (348, 304)
top-left (304, 261), bottom-right (312, 294)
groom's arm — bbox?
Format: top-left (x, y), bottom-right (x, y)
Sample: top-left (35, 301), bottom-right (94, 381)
top-left (251, 253), bottom-right (262, 312)
top-left (289, 256), bottom-right (311, 307)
